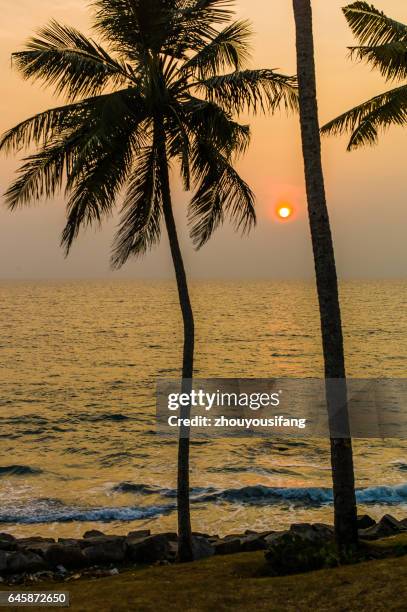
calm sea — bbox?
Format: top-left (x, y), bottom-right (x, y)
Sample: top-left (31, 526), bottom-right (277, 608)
top-left (0, 280), bottom-right (406, 538)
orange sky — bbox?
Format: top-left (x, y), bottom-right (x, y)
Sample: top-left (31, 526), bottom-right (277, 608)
top-left (0, 0), bottom-right (406, 279)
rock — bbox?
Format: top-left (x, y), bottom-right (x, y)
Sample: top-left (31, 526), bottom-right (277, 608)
top-left (265, 523), bottom-right (337, 575)
top-left (44, 544), bottom-right (87, 569)
top-left (17, 538), bottom-right (55, 557)
top-left (357, 515), bottom-right (376, 530)
top-left (0, 536), bottom-right (17, 552)
top-left (0, 551), bottom-right (8, 573)
top-left (191, 536), bottom-right (214, 560)
top-left (213, 538), bottom-right (242, 555)
top-left (126, 534), bottom-right (174, 564)
top-left (126, 530), bottom-right (151, 539)
top-left (192, 532), bottom-right (212, 539)
top-left (289, 523), bottom-right (334, 542)
top-left (240, 534), bottom-right (268, 552)
top-left (6, 552), bottom-right (46, 574)
top-left (83, 539), bottom-right (126, 565)
top-left (359, 514), bottom-right (406, 541)
top-left (80, 535), bottom-right (125, 549)
top-left (83, 530), bottom-right (106, 539)
top-left (0, 533), bottom-right (16, 542)
top-left (18, 537), bottom-right (55, 545)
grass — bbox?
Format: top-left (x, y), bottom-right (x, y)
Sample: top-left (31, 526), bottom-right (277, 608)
top-left (2, 536), bottom-right (407, 612)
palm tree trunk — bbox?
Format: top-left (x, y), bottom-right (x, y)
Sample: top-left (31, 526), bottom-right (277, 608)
top-left (156, 120), bottom-right (194, 563)
top-left (292, 0), bottom-right (358, 552)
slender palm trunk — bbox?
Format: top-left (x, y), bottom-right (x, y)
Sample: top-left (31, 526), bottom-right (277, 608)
top-left (156, 121), bottom-right (194, 563)
top-left (292, 0), bottom-right (358, 552)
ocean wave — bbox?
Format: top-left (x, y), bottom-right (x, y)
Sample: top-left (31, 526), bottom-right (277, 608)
top-left (111, 481), bottom-right (407, 507)
top-left (196, 483), bottom-right (407, 506)
top-left (0, 498), bottom-right (175, 524)
top-left (112, 483), bottom-right (164, 495)
top-left (113, 482), bottom-right (217, 499)
top-left (0, 465), bottom-right (43, 477)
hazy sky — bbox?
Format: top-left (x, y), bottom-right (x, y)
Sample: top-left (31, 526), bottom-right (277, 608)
top-left (0, 0), bottom-right (406, 280)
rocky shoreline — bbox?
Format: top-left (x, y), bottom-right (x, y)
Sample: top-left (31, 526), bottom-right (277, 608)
top-left (1, 514), bottom-right (406, 585)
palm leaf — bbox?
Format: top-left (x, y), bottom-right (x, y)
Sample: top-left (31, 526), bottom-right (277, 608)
top-left (183, 20), bottom-right (252, 78)
top-left (343, 2), bottom-right (407, 46)
top-left (189, 138), bottom-right (255, 247)
top-left (62, 129), bottom-right (138, 253)
top-left (196, 69), bottom-right (298, 114)
top-left (349, 41), bottom-right (407, 81)
top-left (13, 20), bottom-right (132, 101)
top-left (112, 143), bottom-right (162, 267)
top-left (321, 84), bottom-right (407, 149)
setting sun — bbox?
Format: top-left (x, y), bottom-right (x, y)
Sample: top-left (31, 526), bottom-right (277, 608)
top-left (276, 205), bottom-right (293, 220)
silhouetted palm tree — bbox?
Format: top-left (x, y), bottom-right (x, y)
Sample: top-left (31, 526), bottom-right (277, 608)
top-left (292, 0), bottom-right (358, 553)
top-left (0, 0), bottom-right (297, 562)
top-left (322, 1), bottom-right (407, 149)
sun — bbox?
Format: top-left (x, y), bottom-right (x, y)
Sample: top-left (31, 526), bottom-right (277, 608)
top-left (276, 204), bottom-right (293, 220)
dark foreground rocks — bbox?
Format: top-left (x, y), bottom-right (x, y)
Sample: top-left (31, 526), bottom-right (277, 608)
top-left (0, 515), bottom-right (406, 583)
top-left (264, 515), bottom-right (407, 576)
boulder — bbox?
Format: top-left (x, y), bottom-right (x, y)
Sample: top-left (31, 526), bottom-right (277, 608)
top-left (191, 536), bottom-right (214, 560)
top-left (6, 552), bottom-right (46, 574)
top-left (289, 523), bottom-right (334, 542)
top-left (357, 515), bottom-right (376, 530)
top-left (126, 534), bottom-right (174, 564)
top-left (18, 537), bottom-right (55, 546)
top-left (80, 535), bottom-right (125, 549)
top-left (83, 530), bottom-right (106, 539)
top-left (126, 530), bottom-right (151, 539)
top-left (359, 515), bottom-right (406, 541)
top-left (213, 538), bottom-right (242, 555)
top-left (0, 551), bottom-right (8, 573)
top-left (265, 523), bottom-right (336, 575)
top-left (240, 534), bottom-right (268, 552)
top-left (44, 544), bottom-right (87, 569)
top-left (83, 540), bottom-right (126, 565)
top-left (0, 534), bottom-right (17, 552)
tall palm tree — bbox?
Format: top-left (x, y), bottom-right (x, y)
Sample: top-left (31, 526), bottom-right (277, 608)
top-left (322, 2), bottom-right (407, 149)
top-left (292, 0), bottom-right (358, 553)
top-left (0, 0), bottom-right (297, 562)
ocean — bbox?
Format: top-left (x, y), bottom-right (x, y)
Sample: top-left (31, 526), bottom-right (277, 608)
top-left (0, 280), bottom-right (406, 538)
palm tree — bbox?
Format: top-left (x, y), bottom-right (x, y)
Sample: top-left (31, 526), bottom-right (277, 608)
top-left (0, 0), bottom-right (297, 562)
top-left (322, 1), bottom-right (407, 149)
top-left (292, 0), bottom-right (358, 553)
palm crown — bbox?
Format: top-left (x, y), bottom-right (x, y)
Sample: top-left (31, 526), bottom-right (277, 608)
top-left (322, 1), bottom-right (407, 150)
top-left (1, 0), bottom-right (297, 266)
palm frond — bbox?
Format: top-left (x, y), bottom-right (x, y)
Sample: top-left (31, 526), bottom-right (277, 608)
top-left (13, 20), bottom-right (131, 101)
top-left (61, 128), bottom-right (138, 253)
top-left (196, 69), bottom-right (298, 115)
top-left (349, 42), bottom-right (407, 81)
top-left (182, 20), bottom-right (252, 78)
top-left (3, 134), bottom-right (80, 209)
top-left (182, 96), bottom-right (250, 155)
top-left (112, 144), bottom-right (162, 267)
top-left (343, 2), bottom-right (407, 46)
top-left (4, 88), bottom-right (146, 209)
top-left (0, 90), bottom-right (136, 153)
top-left (0, 100), bottom-right (89, 154)
top-left (321, 84), bottom-right (407, 149)
top-left (189, 138), bottom-right (255, 248)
